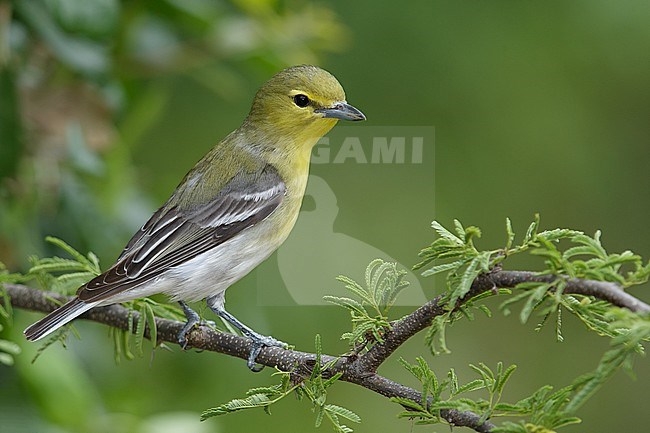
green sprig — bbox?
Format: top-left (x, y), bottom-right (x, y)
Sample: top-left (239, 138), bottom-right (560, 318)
top-left (325, 259), bottom-right (410, 349)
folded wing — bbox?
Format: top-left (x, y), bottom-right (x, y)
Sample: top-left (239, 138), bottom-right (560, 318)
top-left (77, 165), bottom-right (285, 303)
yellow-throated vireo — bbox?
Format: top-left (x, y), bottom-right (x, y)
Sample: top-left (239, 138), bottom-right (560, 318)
top-left (24, 65), bottom-right (366, 371)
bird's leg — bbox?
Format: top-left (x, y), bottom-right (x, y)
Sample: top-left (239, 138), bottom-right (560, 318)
top-left (207, 300), bottom-right (288, 372)
top-left (178, 301), bottom-right (202, 349)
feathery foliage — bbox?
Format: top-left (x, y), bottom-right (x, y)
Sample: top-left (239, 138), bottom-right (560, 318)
top-left (410, 216), bottom-right (650, 431)
top-left (202, 335), bottom-right (360, 432)
top-left (324, 259), bottom-right (409, 349)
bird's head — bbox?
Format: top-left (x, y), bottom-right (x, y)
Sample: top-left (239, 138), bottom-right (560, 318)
top-left (246, 65), bottom-right (365, 147)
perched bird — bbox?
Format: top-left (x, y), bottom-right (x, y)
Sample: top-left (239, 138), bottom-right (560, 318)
top-left (24, 65), bottom-right (366, 370)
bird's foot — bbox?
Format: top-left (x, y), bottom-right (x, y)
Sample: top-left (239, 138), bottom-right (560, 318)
top-left (177, 321), bottom-right (196, 350)
top-left (177, 301), bottom-right (215, 349)
top-left (245, 331), bottom-right (289, 372)
top-left (177, 318), bottom-right (217, 349)
top-left (205, 300), bottom-right (289, 371)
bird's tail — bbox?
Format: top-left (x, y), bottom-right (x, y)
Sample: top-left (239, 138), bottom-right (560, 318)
top-left (24, 298), bottom-right (96, 341)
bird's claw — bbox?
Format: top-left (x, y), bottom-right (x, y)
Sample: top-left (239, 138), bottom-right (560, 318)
top-left (177, 325), bottom-right (193, 350)
top-left (178, 333), bottom-right (189, 350)
top-left (246, 333), bottom-right (289, 372)
top-left (177, 319), bottom-right (215, 350)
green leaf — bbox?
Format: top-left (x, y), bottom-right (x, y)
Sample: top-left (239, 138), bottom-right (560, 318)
top-left (520, 283), bottom-right (551, 323)
top-left (455, 379), bottom-right (487, 395)
top-left (365, 259), bottom-right (383, 292)
top-left (145, 304), bottom-right (157, 348)
top-left (432, 220), bottom-right (463, 245)
top-left (464, 225), bottom-right (482, 244)
top-left (0, 352), bottom-right (15, 366)
top-left (135, 305), bottom-right (146, 356)
top-left (555, 306), bottom-right (564, 342)
top-left (398, 357), bottom-right (422, 379)
top-left (537, 228), bottom-right (583, 242)
top-left (496, 364), bottom-right (517, 394)
top-left (451, 252), bottom-right (491, 305)
top-left (421, 260), bottom-right (465, 277)
top-left (44, 237), bottom-right (92, 267)
top-left (572, 232), bottom-right (607, 258)
top-left (335, 275), bottom-right (370, 304)
top-left (390, 396), bottom-right (426, 412)
top-left (201, 394), bottom-right (273, 419)
top-left (522, 215), bottom-right (540, 245)
top-left (448, 368), bottom-right (459, 395)
top-left (0, 336), bottom-right (21, 366)
top-left (321, 372), bottom-right (343, 389)
top-left (246, 385), bottom-right (281, 397)
top-left (122, 327), bottom-right (135, 361)
top-left (453, 219), bottom-right (466, 239)
top-left (493, 403), bottom-right (528, 413)
top-left (505, 217), bottom-right (515, 250)
top-left (552, 417), bottom-right (582, 428)
top-left (469, 363), bottom-right (495, 385)
top-left (324, 296), bottom-right (366, 313)
top-left (54, 271), bottom-right (96, 285)
top-left (314, 405), bottom-right (325, 427)
top-left (562, 246), bottom-right (599, 260)
top-left (325, 405), bottom-right (361, 423)
top-left (0, 339), bottom-right (21, 356)
top-left (29, 259), bottom-right (90, 274)
top-left (424, 314), bottom-right (450, 356)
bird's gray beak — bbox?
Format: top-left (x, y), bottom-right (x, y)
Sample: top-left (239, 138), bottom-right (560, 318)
top-left (315, 102), bottom-right (366, 121)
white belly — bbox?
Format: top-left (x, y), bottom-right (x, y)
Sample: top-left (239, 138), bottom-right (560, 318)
top-left (163, 224), bottom-right (280, 302)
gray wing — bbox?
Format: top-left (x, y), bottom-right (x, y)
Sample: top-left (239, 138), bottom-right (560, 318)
top-left (77, 165), bottom-right (285, 303)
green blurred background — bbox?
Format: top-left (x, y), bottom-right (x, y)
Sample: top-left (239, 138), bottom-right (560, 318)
top-left (1, 0), bottom-right (649, 432)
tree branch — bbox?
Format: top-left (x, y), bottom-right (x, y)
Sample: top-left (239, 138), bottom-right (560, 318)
top-left (347, 270), bottom-right (650, 374)
top-left (3, 270), bottom-right (648, 432)
top-left (3, 283), bottom-right (495, 432)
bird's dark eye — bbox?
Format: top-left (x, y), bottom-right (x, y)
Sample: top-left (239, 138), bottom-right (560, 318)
top-left (293, 94), bottom-right (310, 108)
